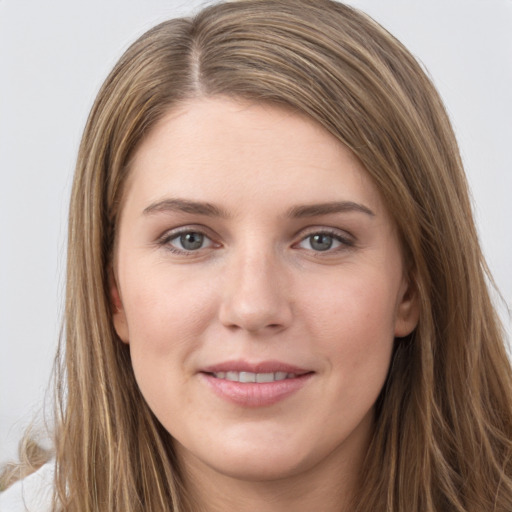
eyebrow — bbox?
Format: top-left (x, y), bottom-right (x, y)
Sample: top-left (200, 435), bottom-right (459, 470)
top-left (142, 198), bottom-right (375, 219)
top-left (286, 201), bottom-right (375, 218)
top-left (143, 198), bottom-right (231, 218)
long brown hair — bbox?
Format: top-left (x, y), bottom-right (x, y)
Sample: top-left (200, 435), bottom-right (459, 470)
top-left (9, 0), bottom-right (512, 510)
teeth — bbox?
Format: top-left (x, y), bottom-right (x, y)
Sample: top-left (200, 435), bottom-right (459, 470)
top-left (214, 371), bottom-right (297, 382)
top-left (256, 372), bottom-right (274, 383)
top-left (239, 372), bottom-right (256, 383)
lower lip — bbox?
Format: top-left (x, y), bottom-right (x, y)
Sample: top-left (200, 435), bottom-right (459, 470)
top-left (200, 373), bottom-right (313, 407)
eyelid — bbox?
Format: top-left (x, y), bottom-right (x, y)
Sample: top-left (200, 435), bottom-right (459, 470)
top-left (156, 225), bottom-right (220, 253)
top-left (293, 226), bottom-right (355, 251)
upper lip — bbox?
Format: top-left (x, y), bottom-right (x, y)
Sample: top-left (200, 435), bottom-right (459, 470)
top-left (201, 360), bottom-right (312, 375)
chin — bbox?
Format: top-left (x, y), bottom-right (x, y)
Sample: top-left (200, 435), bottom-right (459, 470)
top-left (184, 431), bottom-right (325, 483)
top-left (207, 452), bottom-right (310, 482)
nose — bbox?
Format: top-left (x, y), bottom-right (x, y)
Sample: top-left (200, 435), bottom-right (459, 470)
top-left (218, 248), bottom-right (293, 335)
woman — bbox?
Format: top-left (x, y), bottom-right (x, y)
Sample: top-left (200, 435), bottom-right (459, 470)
top-left (2, 0), bottom-right (511, 510)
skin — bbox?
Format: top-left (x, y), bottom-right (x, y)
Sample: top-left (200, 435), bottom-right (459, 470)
top-left (111, 97), bottom-right (419, 511)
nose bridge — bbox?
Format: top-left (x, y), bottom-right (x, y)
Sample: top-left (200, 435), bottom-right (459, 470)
top-left (219, 239), bottom-right (292, 333)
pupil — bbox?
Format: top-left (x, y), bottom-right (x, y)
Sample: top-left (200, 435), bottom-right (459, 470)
top-left (311, 234), bottom-right (332, 251)
top-left (180, 232), bottom-right (203, 250)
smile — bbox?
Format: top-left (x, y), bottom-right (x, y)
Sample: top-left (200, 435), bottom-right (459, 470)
top-left (210, 371), bottom-right (297, 383)
top-left (200, 361), bottom-right (314, 407)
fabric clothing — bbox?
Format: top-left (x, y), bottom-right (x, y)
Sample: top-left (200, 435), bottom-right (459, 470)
top-left (0, 461), bottom-right (54, 512)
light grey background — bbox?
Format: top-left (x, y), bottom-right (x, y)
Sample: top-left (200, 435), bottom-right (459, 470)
top-left (1, 0), bottom-right (511, 466)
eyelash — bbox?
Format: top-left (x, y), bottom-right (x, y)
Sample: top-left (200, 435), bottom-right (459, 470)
top-left (156, 226), bottom-right (355, 255)
top-left (157, 227), bottom-right (217, 256)
top-left (295, 228), bottom-right (355, 253)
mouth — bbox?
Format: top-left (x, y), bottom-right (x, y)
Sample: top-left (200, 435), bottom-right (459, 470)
top-left (206, 371), bottom-right (304, 383)
top-left (200, 361), bottom-right (314, 407)
top-left (200, 360), bottom-right (312, 381)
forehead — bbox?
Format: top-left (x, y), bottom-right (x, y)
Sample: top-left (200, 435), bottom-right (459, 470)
top-left (123, 96), bottom-right (387, 219)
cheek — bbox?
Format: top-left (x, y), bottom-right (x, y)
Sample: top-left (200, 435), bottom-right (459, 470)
top-left (301, 270), bottom-right (397, 381)
top-left (121, 265), bottom-right (217, 353)
top-left (304, 270), bottom-right (398, 340)
top-left (120, 268), bottom-right (219, 420)
top-left (117, 265), bottom-right (220, 413)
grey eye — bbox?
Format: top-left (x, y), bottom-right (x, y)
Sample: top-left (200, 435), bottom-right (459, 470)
top-left (177, 232), bottom-right (205, 251)
top-left (162, 229), bottom-right (217, 254)
top-left (309, 234), bottom-right (334, 251)
top-left (297, 232), bottom-right (347, 252)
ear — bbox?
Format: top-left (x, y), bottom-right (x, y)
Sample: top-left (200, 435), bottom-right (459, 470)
top-left (109, 269), bottom-right (130, 344)
top-left (394, 273), bottom-right (420, 338)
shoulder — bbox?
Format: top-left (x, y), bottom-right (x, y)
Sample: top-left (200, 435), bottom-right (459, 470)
top-left (0, 460), bottom-right (55, 512)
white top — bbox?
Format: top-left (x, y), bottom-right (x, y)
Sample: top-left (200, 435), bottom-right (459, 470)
top-left (0, 461), bottom-right (54, 512)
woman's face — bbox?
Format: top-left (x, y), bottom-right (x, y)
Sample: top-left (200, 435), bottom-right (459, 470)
top-left (112, 97), bottom-right (418, 485)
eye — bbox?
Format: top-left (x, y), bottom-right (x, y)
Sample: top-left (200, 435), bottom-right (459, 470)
top-left (161, 230), bottom-right (216, 253)
top-left (297, 231), bottom-right (353, 252)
